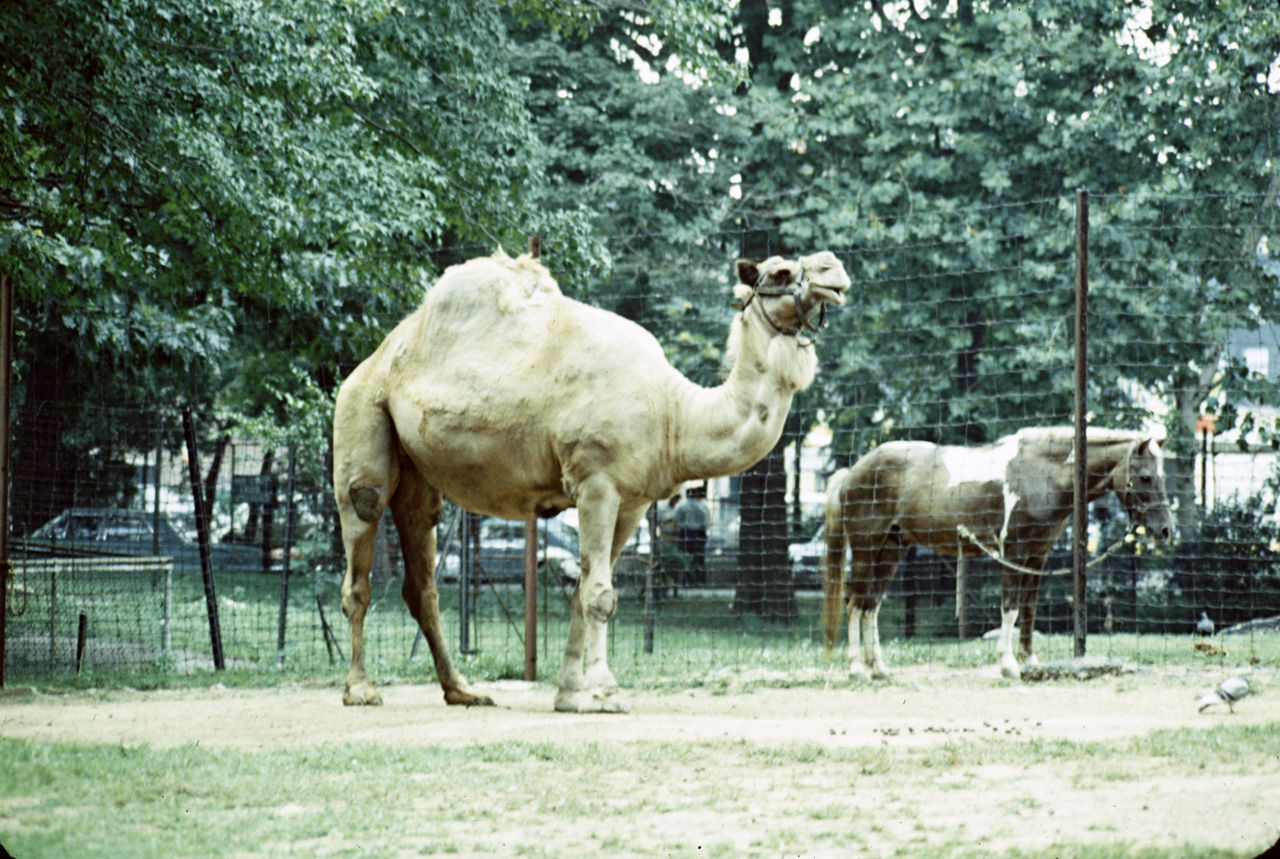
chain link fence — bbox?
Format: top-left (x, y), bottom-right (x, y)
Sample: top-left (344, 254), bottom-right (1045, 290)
top-left (5, 192), bottom-right (1280, 681)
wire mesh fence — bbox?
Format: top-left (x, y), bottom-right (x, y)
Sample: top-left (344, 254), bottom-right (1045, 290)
top-left (5, 191), bottom-right (1280, 683)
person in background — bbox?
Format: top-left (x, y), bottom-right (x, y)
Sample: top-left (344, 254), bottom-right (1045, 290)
top-left (674, 485), bottom-right (709, 587)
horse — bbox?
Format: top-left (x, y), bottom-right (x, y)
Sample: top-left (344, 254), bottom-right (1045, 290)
top-left (821, 427), bottom-right (1175, 680)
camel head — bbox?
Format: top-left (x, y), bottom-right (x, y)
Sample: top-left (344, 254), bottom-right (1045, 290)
top-left (733, 251), bottom-right (849, 339)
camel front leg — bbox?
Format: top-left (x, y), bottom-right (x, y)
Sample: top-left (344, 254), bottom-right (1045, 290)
top-left (555, 479), bottom-right (631, 713)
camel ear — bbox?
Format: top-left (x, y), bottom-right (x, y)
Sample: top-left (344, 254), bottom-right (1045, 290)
top-left (736, 258), bottom-right (760, 287)
top-left (799, 251), bottom-right (851, 290)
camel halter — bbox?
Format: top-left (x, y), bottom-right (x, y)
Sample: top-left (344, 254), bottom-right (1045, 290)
top-left (733, 262), bottom-right (829, 344)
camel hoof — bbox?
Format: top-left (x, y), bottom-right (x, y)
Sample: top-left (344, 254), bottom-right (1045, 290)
top-left (554, 690), bottom-right (631, 714)
top-left (343, 682), bottom-right (383, 706)
top-left (445, 689), bottom-right (495, 707)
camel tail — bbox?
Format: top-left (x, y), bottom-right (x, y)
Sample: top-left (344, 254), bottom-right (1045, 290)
top-left (821, 468), bottom-right (850, 654)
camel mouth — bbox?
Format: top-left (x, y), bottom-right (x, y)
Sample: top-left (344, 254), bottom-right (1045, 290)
top-left (807, 282), bottom-right (847, 306)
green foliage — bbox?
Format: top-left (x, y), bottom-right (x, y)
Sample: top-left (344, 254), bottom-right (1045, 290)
top-left (1173, 470), bottom-right (1280, 626)
top-left (728, 0), bottom-right (1280, 454)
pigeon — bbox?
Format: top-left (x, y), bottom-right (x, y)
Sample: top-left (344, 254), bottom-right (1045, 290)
top-left (1198, 676), bottom-right (1250, 713)
top-left (1196, 611), bottom-right (1215, 637)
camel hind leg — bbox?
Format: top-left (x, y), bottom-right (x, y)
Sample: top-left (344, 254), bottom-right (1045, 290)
top-left (333, 374), bottom-right (400, 706)
top-left (391, 464), bottom-right (493, 707)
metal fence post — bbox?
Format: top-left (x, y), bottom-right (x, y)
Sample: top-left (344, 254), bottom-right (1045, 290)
top-left (1073, 188), bottom-right (1090, 658)
top-left (0, 273), bottom-right (12, 688)
top-left (278, 444), bottom-right (297, 658)
top-left (523, 235), bottom-right (540, 681)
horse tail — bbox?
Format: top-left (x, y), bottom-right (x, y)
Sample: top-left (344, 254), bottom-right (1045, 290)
top-left (821, 468), bottom-right (850, 654)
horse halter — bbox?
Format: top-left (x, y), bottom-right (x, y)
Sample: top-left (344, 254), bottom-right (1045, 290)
top-left (733, 261), bottom-right (829, 344)
top-left (1109, 443), bottom-right (1173, 535)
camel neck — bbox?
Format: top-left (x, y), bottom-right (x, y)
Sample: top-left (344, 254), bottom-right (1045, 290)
top-left (668, 315), bottom-right (812, 482)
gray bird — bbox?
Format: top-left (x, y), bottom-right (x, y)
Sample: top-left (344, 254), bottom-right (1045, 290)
top-left (1196, 610), bottom-right (1215, 637)
top-left (1198, 676), bottom-right (1250, 713)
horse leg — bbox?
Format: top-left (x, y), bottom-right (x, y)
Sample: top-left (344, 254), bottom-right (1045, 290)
top-left (1017, 571), bottom-right (1044, 667)
top-left (555, 475), bottom-right (628, 713)
top-left (390, 464), bottom-right (493, 707)
top-left (996, 571), bottom-right (1022, 679)
top-left (332, 383), bottom-right (399, 706)
top-left (846, 538), bottom-right (901, 681)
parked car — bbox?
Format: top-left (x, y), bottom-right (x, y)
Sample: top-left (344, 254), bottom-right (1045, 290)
top-left (25, 507), bottom-right (269, 573)
top-left (789, 525), bottom-right (826, 588)
top-left (436, 516), bottom-right (581, 584)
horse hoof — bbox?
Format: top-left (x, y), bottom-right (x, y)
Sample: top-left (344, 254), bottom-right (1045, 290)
top-left (554, 690), bottom-right (631, 714)
top-left (999, 661), bottom-right (1022, 681)
top-left (445, 689), bottom-right (495, 707)
top-left (343, 683), bottom-right (383, 706)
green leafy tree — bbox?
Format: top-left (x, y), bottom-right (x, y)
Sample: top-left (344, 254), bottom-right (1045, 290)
top-left (728, 0), bottom-right (1279, 534)
top-left (6, 0), bottom-right (734, 528)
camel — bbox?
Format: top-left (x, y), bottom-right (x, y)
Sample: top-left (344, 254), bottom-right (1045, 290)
top-left (332, 248), bottom-right (850, 712)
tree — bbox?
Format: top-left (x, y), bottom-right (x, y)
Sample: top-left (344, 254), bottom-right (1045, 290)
top-left (2, 0), bottom-right (741, 528)
top-left (726, 0), bottom-right (1279, 528)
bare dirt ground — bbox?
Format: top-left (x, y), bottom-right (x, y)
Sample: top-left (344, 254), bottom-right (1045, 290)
top-left (4, 663), bottom-right (1280, 857)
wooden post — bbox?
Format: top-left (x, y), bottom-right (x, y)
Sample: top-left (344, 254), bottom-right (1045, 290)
top-left (1072, 189), bottom-right (1090, 659)
top-left (523, 235), bottom-right (541, 681)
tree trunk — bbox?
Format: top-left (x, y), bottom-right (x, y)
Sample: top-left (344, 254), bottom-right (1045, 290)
top-left (10, 346), bottom-right (74, 535)
top-left (734, 434), bottom-right (796, 622)
top-left (1173, 387), bottom-right (1204, 541)
top-left (202, 432), bottom-right (230, 521)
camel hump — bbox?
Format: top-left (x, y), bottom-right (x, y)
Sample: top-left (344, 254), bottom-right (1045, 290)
top-left (426, 250), bottom-right (563, 321)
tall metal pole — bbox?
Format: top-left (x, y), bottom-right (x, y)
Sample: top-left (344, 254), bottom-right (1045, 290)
top-left (1072, 189), bottom-right (1090, 658)
top-left (277, 444), bottom-right (297, 657)
top-left (0, 274), bottom-right (13, 688)
top-left (523, 235), bottom-right (541, 681)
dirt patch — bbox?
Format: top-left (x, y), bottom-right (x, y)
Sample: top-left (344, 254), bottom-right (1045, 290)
top-left (3, 664), bottom-right (1279, 856)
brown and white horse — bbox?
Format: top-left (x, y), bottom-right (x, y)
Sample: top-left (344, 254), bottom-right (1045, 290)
top-left (821, 427), bottom-right (1175, 680)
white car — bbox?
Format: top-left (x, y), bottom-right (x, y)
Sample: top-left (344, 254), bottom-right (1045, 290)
top-left (436, 516), bottom-right (580, 583)
top-left (788, 525), bottom-right (825, 588)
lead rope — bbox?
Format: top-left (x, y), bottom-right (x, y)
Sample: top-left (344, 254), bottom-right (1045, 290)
top-left (955, 524), bottom-right (1134, 577)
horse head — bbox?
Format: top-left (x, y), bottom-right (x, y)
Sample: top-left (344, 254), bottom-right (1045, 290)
top-left (1112, 438), bottom-right (1175, 542)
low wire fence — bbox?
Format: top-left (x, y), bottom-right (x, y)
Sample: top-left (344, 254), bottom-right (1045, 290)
top-left (5, 191), bottom-right (1280, 682)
